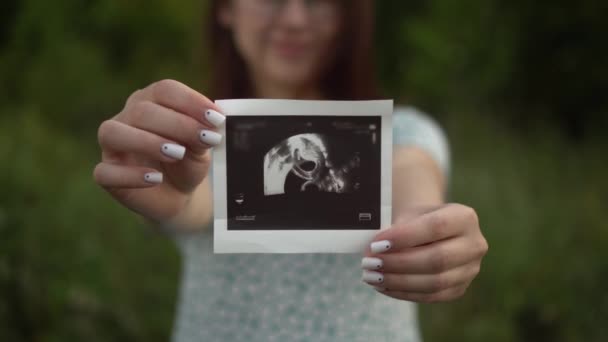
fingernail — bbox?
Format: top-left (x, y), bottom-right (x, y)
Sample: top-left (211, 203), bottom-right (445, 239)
top-left (161, 143), bottom-right (186, 160)
top-left (361, 257), bottom-right (383, 270)
top-left (144, 172), bottom-right (163, 184)
top-left (205, 109), bottom-right (225, 127)
top-left (373, 286), bottom-right (388, 292)
top-left (370, 240), bottom-right (392, 254)
top-left (362, 270), bottom-right (384, 284)
top-left (199, 130), bottom-right (222, 146)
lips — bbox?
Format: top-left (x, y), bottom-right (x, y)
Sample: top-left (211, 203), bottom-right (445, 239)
top-left (273, 41), bottom-right (309, 59)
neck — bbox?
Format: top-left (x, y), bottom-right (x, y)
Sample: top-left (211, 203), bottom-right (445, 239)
top-left (252, 74), bottom-right (323, 100)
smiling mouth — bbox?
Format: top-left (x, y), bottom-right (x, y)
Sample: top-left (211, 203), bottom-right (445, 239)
top-left (273, 42), bottom-right (309, 58)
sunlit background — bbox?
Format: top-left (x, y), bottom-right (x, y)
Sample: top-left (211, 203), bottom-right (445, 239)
top-left (1, 1), bottom-right (607, 341)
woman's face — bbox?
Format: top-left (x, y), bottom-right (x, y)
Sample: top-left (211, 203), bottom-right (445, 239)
top-left (220, 0), bottom-right (341, 90)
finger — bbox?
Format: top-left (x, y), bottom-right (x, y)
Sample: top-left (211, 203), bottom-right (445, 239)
top-left (93, 162), bottom-right (163, 189)
top-left (98, 119), bottom-right (186, 163)
top-left (369, 204), bottom-right (476, 252)
top-left (135, 79), bottom-right (225, 127)
top-left (376, 283), bottom-right (469, 303)
top-left (125, 101), bottom-right (222, 154)
top-left (392, 205), bottom-right (441, 224)
top-left (362, 263), bottom-right (479, 294)
top-left (364, 236), bottom-right (487, 274)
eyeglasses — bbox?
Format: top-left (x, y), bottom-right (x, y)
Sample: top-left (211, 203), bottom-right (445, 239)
top-left (246, 0), bottom-right (339, 21)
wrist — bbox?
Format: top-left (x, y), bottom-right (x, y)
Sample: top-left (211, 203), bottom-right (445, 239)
top-left (160, 178), bottom-right (214, 232)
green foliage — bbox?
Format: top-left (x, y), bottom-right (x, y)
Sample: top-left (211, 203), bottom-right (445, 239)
top-left (0, 0), bottom-right (205, 136)
top-left (1, 0), bottom-right (606, 341)
top-left (0, 0), bottom-right (200, 340)
top-left (419, 112), bottom-right (608, 342)
top-left (0, 110), bottom-right (180, 341)
top-left (377, 0), bottom-right (517, 109)
top-left (375, 0), bottom-right (608, 136)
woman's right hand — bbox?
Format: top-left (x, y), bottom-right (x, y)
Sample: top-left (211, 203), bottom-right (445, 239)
top-left (93, 79), bottom-right (225, 229)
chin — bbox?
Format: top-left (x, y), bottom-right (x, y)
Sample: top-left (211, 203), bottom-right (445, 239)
top-left (278, 76), bottom-right (313, 89)
top-left (268, 68), bottom-right (317, 90)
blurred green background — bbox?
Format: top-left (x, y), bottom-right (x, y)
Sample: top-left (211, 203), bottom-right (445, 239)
top-left (1, 0), bottom-right (607, 341)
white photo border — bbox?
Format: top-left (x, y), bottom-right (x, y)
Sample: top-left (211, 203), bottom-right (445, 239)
top-left (213, 99), bottom-right (393, 253)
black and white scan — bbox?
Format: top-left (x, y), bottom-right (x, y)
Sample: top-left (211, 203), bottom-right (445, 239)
top-left (226, 115), bottom-right (381, 230)
top-left (263, 133), bottom-right (362, 195)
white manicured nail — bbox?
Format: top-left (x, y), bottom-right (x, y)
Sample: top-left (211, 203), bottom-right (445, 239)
top-left (205, 109), bottom-right (225, 127)
top-left (370, 240), bottom-right (392, 254)
top-left (199, 130), bottom-right (222, 146)
top-left (362, 271), bottom-right (384, 284)
top-left (144, 172), bottom-right (163, 184)
top-left (361, 257), bottom-right (383, 270)
top-left (161, 143), bottom-right (185, 160)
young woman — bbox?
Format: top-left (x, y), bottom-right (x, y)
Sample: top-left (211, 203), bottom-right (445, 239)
top-left (94, 0), bottom-right (488, 340)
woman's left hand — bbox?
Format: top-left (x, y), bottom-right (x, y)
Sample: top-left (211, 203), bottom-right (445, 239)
top-left (361, 203), bottom-right (488, 303)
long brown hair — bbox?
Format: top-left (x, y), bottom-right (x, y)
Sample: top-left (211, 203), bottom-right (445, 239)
top-left (206, 0), bottom-right (379, 100)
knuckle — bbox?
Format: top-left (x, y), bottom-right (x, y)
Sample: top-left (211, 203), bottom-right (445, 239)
top-left (97, 120), bottom-right (116, 146)
top-left (429, 213), bottom-right (448, 240)
top-left (454, 286), bottom-right (468, 299)
top-left (422, 293), bottom-right (441, 304)
top-left (431, 274), bottom-right (448, 292)
top-left (129, 100), bottom-right (155, 122)
top-left (429, 248), bottom-right (447, 273)
top-left (470, 263), bottom-right (481, 277)
top-left (150, 79), bottom-right (179, 99)
top-left (477, 236), bottom-right (489, 256)
top-left (426, 289), bottom-right (458, 304)
top-left (125, 89), bottom-right (143, 106)
top-left (462, 205), bottom-right (479, 226)
top-left (92, 164), bottom-right (106, 185)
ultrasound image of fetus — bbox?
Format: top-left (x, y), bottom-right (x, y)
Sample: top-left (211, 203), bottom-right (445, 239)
top-left (263, 134), bottom-right (361, 196)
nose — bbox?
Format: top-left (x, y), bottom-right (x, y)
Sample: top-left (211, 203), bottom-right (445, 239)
top-left (278, 0), bottom-right (310, 28)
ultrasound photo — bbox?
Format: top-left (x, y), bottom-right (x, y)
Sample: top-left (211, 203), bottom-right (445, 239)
top-left (226, 115), bottom-right (381, 230)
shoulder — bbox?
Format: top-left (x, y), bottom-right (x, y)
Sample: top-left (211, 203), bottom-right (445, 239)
top-left (392, 105), bottom-right (451, 177)
top-left (393, 106), bottom-right (443, 137)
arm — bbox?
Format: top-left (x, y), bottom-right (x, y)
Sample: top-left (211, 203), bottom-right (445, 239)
top-left (361, 110), bottom-right (488, 303)
top-left (392, 145), bottom-right (445, 216)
